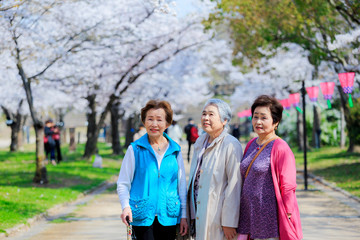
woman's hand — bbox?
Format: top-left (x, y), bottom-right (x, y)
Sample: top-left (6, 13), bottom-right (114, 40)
top-left (179, 218), bottom-right (188, 236)
top-left (222, 226), bottom-right (237, 240)
top-left (120, 207), bottom-right (132, 226)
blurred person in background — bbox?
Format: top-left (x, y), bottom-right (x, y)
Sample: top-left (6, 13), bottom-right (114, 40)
top-left (52, 123), bottom-right (62, 164)
top-left (184, 118), bottom-right (198, 162)
top-left (167, 120), bottom-right (183, 144)
top-left (44, 119), bottom-right (56, 165)
top-left (133, 124), bottom-right (147, 141)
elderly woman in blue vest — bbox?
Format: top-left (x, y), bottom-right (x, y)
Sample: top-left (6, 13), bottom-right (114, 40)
top-left (117, 100), bottom-right (188, 240)
top-left (187, 99), bottom-right (243, 240)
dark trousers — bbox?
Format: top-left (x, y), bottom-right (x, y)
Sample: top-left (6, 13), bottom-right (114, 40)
top-left (44, 143), bottom-right (55, 160)
top-left (187, 141), bottom-right (193, 163)
top-left (132, 217), bottom-right (176, 240)
top-left (55, 140), bottom-right (62, 163)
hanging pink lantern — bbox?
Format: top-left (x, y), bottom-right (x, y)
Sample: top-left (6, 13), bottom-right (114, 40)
top-left (237, 109), bottom-right (252, 118)
top-left (278, 98), bottom-right (291, 116)
top-left (320, 82), bottom-right (335, 100)
top-left (289, 93), bottom-right (300, 107)
top-left (338, 72), bottom-right (355, 108)
top-left (237, 111), bottom-right (245, 118)
top-left (289, 93), bottom-right (302, 113)
top-left (338, 72), bottom-right (355, 94)
top-left (306, 86), bottom-right (319, 102)
top-left (320, 82), bottom-right (335, 109)
top-left (244, 109), bottom-right (252, 117)
top-left (279, 98), bottom-right (291, 110)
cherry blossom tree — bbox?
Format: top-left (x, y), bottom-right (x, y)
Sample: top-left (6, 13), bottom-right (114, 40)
top-left (0, 0), bottom-right (106, 183)
top-left (44, 0), bottom-right (221, 158)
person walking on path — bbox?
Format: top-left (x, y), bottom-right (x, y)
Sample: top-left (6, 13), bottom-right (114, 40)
top-left (44, 119), bottom-right (56, 166)
top-left (184, 118), bottom-right (198, 163)
top-left (237, 95), bottom-right (302, 240)
top-left (231, 123), bottom-right (240, 141)
top-left (117, 100), bottom-right (188, 240)
top-left (52, 124), bottom-right (62, 164)
top-left (187, 99), bottom-right (242, 240)
top-left (167, 120), bottom-right (183, 145)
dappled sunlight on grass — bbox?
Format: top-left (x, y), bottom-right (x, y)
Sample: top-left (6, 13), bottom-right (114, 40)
top-left (0, 150), bottom-right (35, 163)
top-left (294, 146), bottom-right (360, 170)
top-left (0, 142), bottom-right (122, 232)
top-left (294, 146), bottom-right (360, 197)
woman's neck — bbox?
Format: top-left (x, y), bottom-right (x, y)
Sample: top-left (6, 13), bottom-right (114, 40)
top-left (149, 135), bottom-right (168, 153)
top-left (149, 135), bottom-right (166, 145)
top-left (208, 128), bottom-right (224, 143)
top-left (257, 132), bottom-right (276, 145)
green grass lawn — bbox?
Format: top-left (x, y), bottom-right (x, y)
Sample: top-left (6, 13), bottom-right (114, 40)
top-left (294, 146), bottom-right (360, 197)
top-left (0, 142), bottom-right (123, 233)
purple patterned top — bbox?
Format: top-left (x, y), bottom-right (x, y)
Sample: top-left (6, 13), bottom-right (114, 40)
top-left (237, 139), bottom-right (279, 239)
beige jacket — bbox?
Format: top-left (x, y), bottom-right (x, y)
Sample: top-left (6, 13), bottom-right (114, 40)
top-left (187, 129), bottom-right (243, 240)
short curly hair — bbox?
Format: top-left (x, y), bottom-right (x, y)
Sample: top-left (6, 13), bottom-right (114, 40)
top-left (141, 100), bottom-right (173, 125)
top-left (251, 95), bottom-right (283, 125)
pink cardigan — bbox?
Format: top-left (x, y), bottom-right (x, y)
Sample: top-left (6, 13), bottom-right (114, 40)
top-left (243, 138), bottom-right (303, 240)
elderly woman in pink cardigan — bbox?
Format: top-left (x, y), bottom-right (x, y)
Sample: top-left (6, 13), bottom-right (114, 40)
top-left (238, 95), bottom-right (302, 240)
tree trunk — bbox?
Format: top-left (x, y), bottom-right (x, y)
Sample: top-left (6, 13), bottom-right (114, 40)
top-left (1, 103), bottom-right (26, 152)
top-left (125, 116), bottom-right (135, 149)
top-left (15, 31), bottom-right (47, 183)
top-left (83, 94), bottom-right (102, 159)
top-left (10, 120), bottom-right (21, 151)
top-left (337, 86), bottom-right (354, 152)
top-left (62, 127), bottom-right (67, 144)
top-left (69, 128), bottom-right (76, 151)
top-left (33, 125), bottom-right (48, 184)
top-left (105, 125), bottom-right (112, 143)
top-left (312, 105), bottom-right (321, 148)
top-left (297, 110), bottom-right (304, 151)
top-left (111, 102), bottom-right (122, 155)
top-left (84, 129), bottom-right (99, 159)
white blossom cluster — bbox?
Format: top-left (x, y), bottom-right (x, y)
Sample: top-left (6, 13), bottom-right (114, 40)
top-left (0, 0), bottom-right (239, 121)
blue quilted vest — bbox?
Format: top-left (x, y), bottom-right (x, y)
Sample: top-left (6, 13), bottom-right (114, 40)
top-left (130, 133), bottom-right (181, 226)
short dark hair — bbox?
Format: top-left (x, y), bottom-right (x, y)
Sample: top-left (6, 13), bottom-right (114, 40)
top-left (45, 119), bottom-right (53, 124)
top-left (251, 95), bottom-right (283, 125)
top-left (141, 100), bottom-right (173, 125)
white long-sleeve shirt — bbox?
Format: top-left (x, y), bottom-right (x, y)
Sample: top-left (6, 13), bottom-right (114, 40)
top-left (117, 145), bottom-right (187, 218)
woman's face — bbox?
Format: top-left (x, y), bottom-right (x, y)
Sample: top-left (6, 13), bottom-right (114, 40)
top-left (201, 104), bottom-right (226, 136)
top-left (252, 106), bottom-right (277, 137)
top-left (144, 108), bottom-right (169, 139)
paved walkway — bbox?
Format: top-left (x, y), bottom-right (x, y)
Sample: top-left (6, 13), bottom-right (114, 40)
top-left (2, 141), bottom-right (360, 239)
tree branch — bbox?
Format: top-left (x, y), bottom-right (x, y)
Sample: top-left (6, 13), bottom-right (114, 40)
top-left (0, 0), bottom-right (27, 11)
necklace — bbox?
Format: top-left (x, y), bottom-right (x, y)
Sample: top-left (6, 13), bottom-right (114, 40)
top-left (150, 138), bottom-right (165, 152)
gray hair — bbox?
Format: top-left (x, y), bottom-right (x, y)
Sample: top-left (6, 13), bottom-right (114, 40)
top-left (203, 99), bottom-right (232, 127)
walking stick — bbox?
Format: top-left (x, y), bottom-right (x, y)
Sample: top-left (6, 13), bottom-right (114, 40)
top-left (126, 216), bottom-right (136, 240)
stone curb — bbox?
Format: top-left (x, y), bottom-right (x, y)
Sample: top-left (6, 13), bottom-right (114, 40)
top-left (308, 172), bottom-right (360, 203)
top-left (0, 175), bottom-right (118, 239)
top-left (297, 170), bottom-right (360, 203)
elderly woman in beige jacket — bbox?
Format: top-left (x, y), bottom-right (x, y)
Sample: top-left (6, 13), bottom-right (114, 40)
top-left (187, 99), bottom-right (243, 240)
